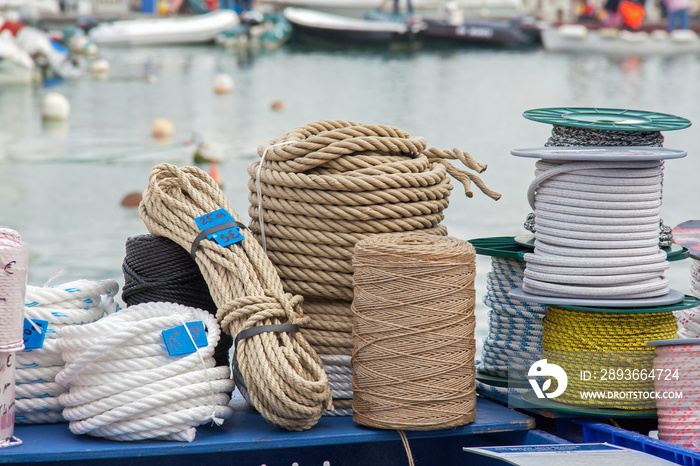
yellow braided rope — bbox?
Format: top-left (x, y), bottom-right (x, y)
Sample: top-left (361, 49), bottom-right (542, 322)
top-left (542, 306), bottom-right (678, 410)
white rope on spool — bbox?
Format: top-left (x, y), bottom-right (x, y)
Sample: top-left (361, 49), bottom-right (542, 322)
top-left (0, 228), bottom-right (29, 351)
top-left (478, 257), bottom-right (547, 382)
top-left (15, 279), bottom-right (119, 424)
top-left (55, 302), bottom-right (235, 442)
top-left (522, 159), bottom-right (670, 299)
top-left (319, 354), bottom-right (353, 416)
top-left (675, 259), bottom-right (700, 338)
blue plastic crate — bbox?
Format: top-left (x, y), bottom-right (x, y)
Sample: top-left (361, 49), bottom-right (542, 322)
top-left (556, 419), bottom-right (700, 466)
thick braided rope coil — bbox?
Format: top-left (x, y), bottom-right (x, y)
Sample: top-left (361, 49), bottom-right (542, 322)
top-left (542, 307), bottom-right (678, 410)
top-left (139, 163), bottom-right (332, 431)
top-left (352, 232), bottom-right (477, 430)
top-left (55, 302), bottom-right (235, 442)
top-left (16, 279), bottom-right (119, 424)
top-left (249, 120), bottom-right (501, 302)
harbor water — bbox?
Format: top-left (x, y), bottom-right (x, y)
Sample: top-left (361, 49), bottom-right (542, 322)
top-left (1, 43), bottom-right (699, 346)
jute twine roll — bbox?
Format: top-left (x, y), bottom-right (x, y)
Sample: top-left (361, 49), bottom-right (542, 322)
top-left (139, 163), bottom-right (332, 431)
top-left (351, 232), bottom-right (478, 430)
top-left (249, 120), bottom-right (501, 302)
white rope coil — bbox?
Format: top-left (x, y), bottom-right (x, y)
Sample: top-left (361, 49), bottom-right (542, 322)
top-left (0, 228), bottom-right (29, 351)
top-left (15, 279), bottom-right (118, 424)
top-left (652, 343), bottom-right (700, 450)
top-left (675, 259), bottom-right (700, 338)
top-left (55, 302), bottom-right (235, 442)
top-left (523, 160), bottom-right (670, 299)
top-left (478, 257), bottom-right (547, 388)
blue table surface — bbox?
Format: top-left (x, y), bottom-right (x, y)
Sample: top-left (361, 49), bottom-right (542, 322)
top-left (1, 397), bottom-right (535, 463)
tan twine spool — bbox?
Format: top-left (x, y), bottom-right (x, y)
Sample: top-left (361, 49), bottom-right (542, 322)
top-left (139, 163), bottom-right (332, 431)
top-left (351, 232), bottom-right (478, 430)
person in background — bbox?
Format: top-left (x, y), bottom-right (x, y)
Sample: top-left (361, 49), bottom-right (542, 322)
top-left (601, 0), bottom-right (623, 26)
top-left (663, 0), bottom-right (691, 30)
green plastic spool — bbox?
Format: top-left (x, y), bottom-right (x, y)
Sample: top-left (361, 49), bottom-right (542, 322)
top-left (468, 236), bottom-right (530, 260)
top-left (523, 107), bottom-right (692, 132)
top-left (476, 371), bottom-right (531, 389)
top-left (559, 295), bottom-right (700, 314)
top-left (520, 391), bottom-right (658, 418)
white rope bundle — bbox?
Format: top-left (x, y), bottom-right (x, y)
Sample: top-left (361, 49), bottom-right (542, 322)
top-left (478, 257), bottom-right (547, 382)
top-left (675, 259), bottom-right (700, 338)
top-left (15, 279), bottom-right (119, 424)
top-left (55, 302), bottom-right (235, 442)
top-left (0, 228), bottom-right (29, 351)
top-left (523, 160), bottom-right (670, 299)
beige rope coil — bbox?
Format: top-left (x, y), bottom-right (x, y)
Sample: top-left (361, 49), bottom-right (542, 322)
top-left (139, 163), bottom-right (332, 431)
top-left (249, 120), bottom-right (501, 302)
top-left (351, 232), bottom-right (478, 430)
top-left (300, 298), bottom-right (354, 355)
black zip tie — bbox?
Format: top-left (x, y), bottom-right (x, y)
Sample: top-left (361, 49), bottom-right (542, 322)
top-left (190, 221), bottom-right (249, 260)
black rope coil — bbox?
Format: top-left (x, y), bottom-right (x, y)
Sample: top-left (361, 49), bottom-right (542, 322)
top-left (122, 234), bottom-right (233, 367)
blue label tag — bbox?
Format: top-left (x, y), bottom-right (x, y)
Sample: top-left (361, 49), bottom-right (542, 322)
top-left (162, 321), bottom-right (208, 356)
top-left (23, 319), bottom-right (48, 349)
top-left (194, 208), bottom-right (244, 247)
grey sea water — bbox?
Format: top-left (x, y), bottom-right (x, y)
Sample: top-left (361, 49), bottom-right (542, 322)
top-left (1, 43), bottom-right (699, 344)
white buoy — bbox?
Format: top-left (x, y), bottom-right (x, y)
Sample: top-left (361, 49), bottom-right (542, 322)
top-left (41, 92), bottom-right (70, 121)
top-left (89, 58), bottom-right (110, 77)
top-left (213, 73), bottom-right (234, 94)
top-left (151, 118), bottom-right (175, 140)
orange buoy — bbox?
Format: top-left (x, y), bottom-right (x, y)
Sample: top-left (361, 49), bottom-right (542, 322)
top-left (209, 161), bottom-right (223, 188)
top-left (120, 192), bottom-right (142, 208)
top-left (271, 100), bottom-right (285, 112)
top-left (151, 118), bottom-right (174, 140)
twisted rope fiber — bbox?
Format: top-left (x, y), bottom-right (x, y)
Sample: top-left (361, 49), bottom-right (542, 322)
top-left (523, 159), bottom-right (670, 299)
top-left (352, 232), bottom-right (478, 430)
top-left (249, 120), bottom-right (501, 301)
top-left (55, 302), bottom-right (235, 441)
top-left (542, 307), bottom-right (678, 409)
top-left (477, 257), bottom-right (547, 384)
top-left (674, 259), bottom-right (700, 338)
top-left (122, 234), bottom-right (233, 367)
top-left (15, 279), bottom-right (118, 424)
top-left (652, 344), bottom-right (700, 450)
top-left (138, 163), bottom-right (332, 431)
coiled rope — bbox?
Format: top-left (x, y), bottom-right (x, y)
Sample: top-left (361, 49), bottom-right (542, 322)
top-left (55, 302), bottom-right (235, 442)
top-left (352, 233), bottom-right (477, 430)
top-left (652, 343), bottom-right (700, 450)
top-left (16, 279), bottom-right (118, 424)
top-left (139, 163), bottom-right (332, 431)
top-left (542, 307), bottom-right (678, 409)
top-left (478, 257), bottom-right (547, 382)
top-left (522, 159), bottom-right (670, 299)
top-left (675, 259), bottom-right (700, 338)
top-left (0, 228), bottom-right (29, 351)
top-left (121, 234), bottom-right (233, 367)
top-left (249, 119), bottom-right (501, 302)
top-left (545, 125), bottom-right (664, 147)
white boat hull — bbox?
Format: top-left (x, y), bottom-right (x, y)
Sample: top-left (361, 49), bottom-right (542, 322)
top-left (0, 32), bottom-right (38, 84)
top-left (542, 25), bottom-right (700, 55)
top-left (89, 10), bottom-right (240, 46)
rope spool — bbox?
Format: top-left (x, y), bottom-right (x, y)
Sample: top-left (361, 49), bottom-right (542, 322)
top-left (16, 279), bottom-right (118, 424)
top-left (651, 342), bottom-right (700, 450)
top-left (249, 119), bottom-right (500, 302)
top-left (541, 306), bottom-right (678, 409)
top-left (352, 232), bottom-right (477, 430)
top-left (55, 302), bottom-right (235, 442)
top-left (121, 234), bottom-right (233, 367)
top-left (478, 257), bottom-right (547, 381)
top-left (0, 228), bottom-right (29, 351)
top-left (138, 163), bottom-right (331, 431)
top-left (675, 259), bottom-right (700, 338)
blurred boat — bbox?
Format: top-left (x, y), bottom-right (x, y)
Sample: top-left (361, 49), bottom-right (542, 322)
top-left (15, 25), bottom-right (82, 79)
top-left (541, 24), bottom-right (700, 55)
top-left (88, 10), bottom-right (240, 46)
top-left (421, 16), bottom-right (541, 47)
top-left (0, 30), bottom-right (38, 84)
top-left (283, 6), bottom-right (424, 46)
top-left (216, 11), bottom-right (292, 50)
